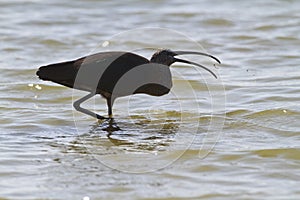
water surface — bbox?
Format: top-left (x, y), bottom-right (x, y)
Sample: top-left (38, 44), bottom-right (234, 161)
top-left (0, 0), bottom-right (300, 199)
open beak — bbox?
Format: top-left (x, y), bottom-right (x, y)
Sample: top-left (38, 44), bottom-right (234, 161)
top-left (173, 51), bottom-right (221, 79)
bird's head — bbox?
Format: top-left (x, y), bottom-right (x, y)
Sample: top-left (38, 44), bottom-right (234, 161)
top-left (150, 49), bottom-right (221, 79)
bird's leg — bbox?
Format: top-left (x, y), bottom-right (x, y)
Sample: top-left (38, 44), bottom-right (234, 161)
top-left (73, 93), bottom-right (107, 120)
top-left (106, 97), bottom-right (114, 118)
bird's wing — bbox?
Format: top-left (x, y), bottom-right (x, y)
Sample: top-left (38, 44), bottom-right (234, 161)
top-left (37, 51), bottom-right (150, 93)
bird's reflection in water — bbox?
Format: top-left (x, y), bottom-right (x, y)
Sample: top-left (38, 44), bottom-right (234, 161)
top-left (98, 118), bottom-right (121, 135)
top-left (87, 116), bottom-right (180, 152)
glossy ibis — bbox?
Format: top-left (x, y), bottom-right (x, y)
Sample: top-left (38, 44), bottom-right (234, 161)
top-left (36, 49), bottom-right (220, 119)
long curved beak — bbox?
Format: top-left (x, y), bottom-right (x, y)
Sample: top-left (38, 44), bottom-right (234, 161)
top-left (173, 51), bottom-right (221, 79)
top-left (175, 58), bottom-right (218, 79)
top-left (173, 51), bottom-right (221, 64)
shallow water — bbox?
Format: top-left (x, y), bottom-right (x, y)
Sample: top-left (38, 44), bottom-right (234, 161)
top-left (1, 0), bottom-right (300, 199)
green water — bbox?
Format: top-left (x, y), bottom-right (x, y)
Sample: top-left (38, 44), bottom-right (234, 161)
top-left (1, 0), bottom-right (300, 199)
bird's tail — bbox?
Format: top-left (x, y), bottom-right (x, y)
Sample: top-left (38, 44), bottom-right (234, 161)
top-left (36, 60), bottom-right (78, 88)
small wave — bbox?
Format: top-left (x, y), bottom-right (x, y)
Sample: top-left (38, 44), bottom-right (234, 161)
top-left (225, 108), bottom-right (300, 135)
top-left (202, 18), bottom-right (234, 27)
top-left (251, 148), bottom-right (300, 160)
top-left (39, 39), bottom-right (67, 47)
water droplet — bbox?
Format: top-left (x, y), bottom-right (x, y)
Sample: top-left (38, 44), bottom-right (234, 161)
top-left (35, 85), bottom-right (42, 90)
top-left (102, 41), bottom-right (109, 47)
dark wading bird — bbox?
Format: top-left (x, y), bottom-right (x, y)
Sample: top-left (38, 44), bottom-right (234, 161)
top-left (36, 49), bottom-right (220, 119)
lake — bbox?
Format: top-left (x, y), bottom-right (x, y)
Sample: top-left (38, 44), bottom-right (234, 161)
top-left (0, 0), bottom-right (299, 199)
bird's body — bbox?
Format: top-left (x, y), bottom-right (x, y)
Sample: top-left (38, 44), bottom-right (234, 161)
top-left (37, 49), bottom-right (220, 119)
top-left (38, 52), bottom-right (144, 92)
